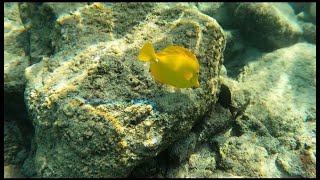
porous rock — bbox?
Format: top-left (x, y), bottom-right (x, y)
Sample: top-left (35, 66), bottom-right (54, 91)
top-left (167, 144), bottom-right (216, 178)
top-left (23, 3), bottom-right (225, 177)
top-left (234, 3), bottom-right (302, 51)
top-left (216, 43), bottom-right (316, 178)
top-left (4, 3), bottom-right (30, 92)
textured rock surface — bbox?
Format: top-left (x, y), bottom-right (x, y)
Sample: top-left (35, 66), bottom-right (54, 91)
top-left (309, 3), bottom-right (316, 23)
top-left (302, 22), bottom-right (316, 44)
top-left (129, 102), bottom-right (234, 178)
top-left (23, 3), bottom-right (225, 177)
top-left (236, 43), bottom-right (316, 137)
top-left (4, 4), bottom-right (34, 178)
top-left (100, 43), bottom-right (316, 178)
top-left (4, 3), bottom-right (30, 92)
top-left (194, 104), bottom-right (233, 142)
top-left (234, 3), bottom-right (302, 51)
top-left (214, 133), bottom-right (278, 177)
top-left (4, 91), bottom-right (33, 175)
top-left (5, 2), bottom-right (315, 178)
top-left (293, 2), bottom-right (316, 24)
top-left (276, 149), bottom-right (316, 178)
top-left (196, 3), bottom-right (237, 29)
top-left (217, 43), bottom-right (316, 178)
top-left (167, 144), bottom-right (217, 178)
top-left (4, 121), bottom-right (25, 165)
top-left (223, 29), bottom-right (245, 64)
top-left (4, 165), bottom-right (25, 178)
top-left (169, 132), bottom-right (197, 164)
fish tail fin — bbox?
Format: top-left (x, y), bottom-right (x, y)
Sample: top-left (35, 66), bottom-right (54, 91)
top-left (138, 42), bottom-right (156, 62)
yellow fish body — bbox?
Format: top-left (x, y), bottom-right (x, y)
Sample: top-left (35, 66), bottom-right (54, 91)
top-left (138, 42), bottom-right (200, 88)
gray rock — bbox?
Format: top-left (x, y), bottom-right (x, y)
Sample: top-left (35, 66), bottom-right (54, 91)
top-left (127, 150), bottom-right (168, 178)
top-left (223, 29), bottom-right (245, 64)
top-left (23, 3), bottom-right (225, 177)
top-left (289, 2), bottom-right (310, 14)
top-left (18, 3), bottom-right (57, 64)
top-left (215, 133), bottom-right (281, 177)
top-left (309, 3), bottom-right (316, 23)
top-left (4, 91), bottom-right (32, 169)
top-left (4, 121), bottom-right (24, 165)
top-left (195, 3), bottom-right (235, 28)
top-left (234, 3), bottom-right (302, 51)
top-left (214, 42), bottom-right (316, 177)
top-left (276, 149), bottom-right (316, 178)
top-left (124, 42), bottom-right (316, 178)
top-left (167, 144), bottom-right (216, 178)
top-left (302, 22), bottom-right (316, 44)
top-left (188, 145), bottom-right (216, 172)
top-left (221, 29), bottom-right (248, 78)
top-left (4, 165), bottom-right (25, 178)
top-left (296, 2), bottom-right (317, 24)
top-left (195, 104), bottom-right (233, 142)
top-left (21, 153), bottom-right (37, 177)
top-left (169, 132), bottom-right (197, 164)
top-left (4, 3), bottom-right (30, 92)
top-left (4, 3), bottom-right (33, 173)
top-left (224, 47), bottom-right (263, 79)
top-left (236, 43), bottom-right (316, 137)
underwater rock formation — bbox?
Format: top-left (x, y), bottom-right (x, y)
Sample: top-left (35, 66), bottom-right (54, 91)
top-left (309, 3), bottom-right (316, 23)
top-left (302, 23), bottom-right (316, 44)
top-left (6, 2), bottom-right (314, 178)
top-left (219, 42), bottom-right (316, 178)
top-left (195, 3), bottom-right (237, 29)
top-left (233, 3), bottom-right (302, 51)
top-left (22, 3), bottom-right (225, 177)
top-left (167, 144), bottom-right (217, 178)
top-left (153, 42), bottom-right (315, 178)
top-left (4, 3), bottom-right (30, 92)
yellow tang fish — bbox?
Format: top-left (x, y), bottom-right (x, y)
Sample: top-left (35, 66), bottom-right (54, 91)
top-left (138, 42), bottom-right (200, 88)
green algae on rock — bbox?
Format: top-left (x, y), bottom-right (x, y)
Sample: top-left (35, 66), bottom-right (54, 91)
top-left (23, 2), bottom-right (225, 177)
top-left (233, 3), bottom-right (302, 51)
top-left (167, 144), bottom-right (217, 178)
top-left (4, 3), bottom-right (30, 92)
top-left (216, 42), bottom-right (316, 178)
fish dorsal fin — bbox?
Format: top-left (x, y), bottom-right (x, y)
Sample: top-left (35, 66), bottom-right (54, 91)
top-left (159, 46), bottom-right (196, 60)
top-left (174, 46), bottom-right (196, 60)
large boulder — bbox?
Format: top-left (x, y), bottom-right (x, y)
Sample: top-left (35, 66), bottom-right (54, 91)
top-left (195, 3), bottom-right (238, 29)
top-left (167, 144), bottom-right (217, 178)
top-left (302, 22), bottom-right (316, 44)
top-left (161, 42), bottom-right (316, 178)
top-left (4, 4), bottom-right (34, 178)
top-left (23, 3), bottom-right (226, 177)
top-left (233, 3), bottom-right (302, 51)
top-left (4, 3), bottom-right (30, 92)
top-left (219, 42), bottom-right (316, 178)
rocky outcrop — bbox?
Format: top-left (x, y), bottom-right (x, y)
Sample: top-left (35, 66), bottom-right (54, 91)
top-left (22, 3), bottom-right (226, 177)
top-left (233, 3), bottom-right (302, 51)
